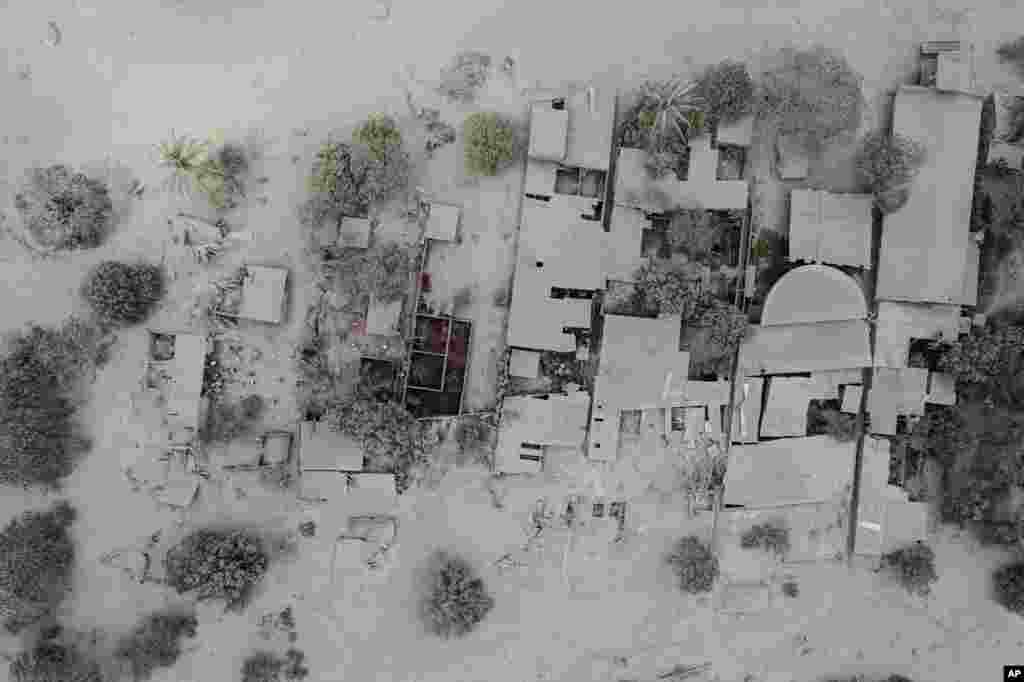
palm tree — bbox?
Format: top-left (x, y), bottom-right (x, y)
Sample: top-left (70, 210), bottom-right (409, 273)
top-left (156, 132), bottom-right (229, 207)
top-left (633, 78), bottom-right (706, 154)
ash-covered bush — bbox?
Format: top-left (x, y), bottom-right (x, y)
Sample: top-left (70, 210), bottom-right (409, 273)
top-left (303, 138), bottom-right (411, 229)
top-left (324, 397), bottom-right (436, 493)
top-left (14, 164), bottom-right (113, 250)
top-left (164, 528), bottom-right (268, 611)
top-left (81, 261), bottom-right (165, 327)
top-left (993, 560), bottom-right (1024, 615)
top-left (740, 520), bottom-right (791, 557)
top-left (854, 131), bottom-right (926, 207)
top-left (758, 45), bottom-right (864, 152)
top-left (462, 112), bottom-right (516, 176)
top-left (697, 298), bottom-right (749, 359)
top-left (241, 649), bottom-right (309, 682)
top-left (322, 241), bottom-right (415, 305)
top-left (419, 550), bottom-right (494, 638)
top-left (666, 535), bottom-right (719, 594)
top-left (997, 36), bottom-right (1024, 78)
top-left (880, 542), bottom-right (938, 597)
top-left (633, 259), bottom-right (702, 318)
top-left (0, 319), bottom-right (107, 487)
top-left (10, 640), bottom-right (104, 682)
top-left (437, 51), bottom-right (491, 103)
top-left (353, 114), bottom-right (403, 161)
top-left (0, 501), bottom-right (77, 633)
top-left (695, 59), bottom-right (755, 124)
top-left (200, 394), bottom-right (265, 444)
top-left (666, 209), bottom-right (717, 260)
top-left (115, 608), bottom-right (198, 681)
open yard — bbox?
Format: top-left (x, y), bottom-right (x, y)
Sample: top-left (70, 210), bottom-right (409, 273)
top-left (3, 1), bottom-right (1024, 682)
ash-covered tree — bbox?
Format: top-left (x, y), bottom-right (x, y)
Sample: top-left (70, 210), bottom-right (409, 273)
top-left (324, 397), bottom-right (437, 493)
top-left (437, 51), bottom-right (491, 103)
top-left (854, 131), bottom-right (926, 212)
top-left (694, 60), bottom-right (755, 124)
top-left (419, 550), bottom-right (494, 638)
top-left (14, 164), bottom-right (113, 251)
top-left (880, 542), bottom-right (938, 597)
top-left (0, 501), bottom-right (77, 633)
top-left (758, 45), bottom-right (864, 152)
top-left (633, 258), bottom-right (702, 318)
top-left (322, 241), bottom-right (415, 305)
top-left (241, 649), bottom-right (309, 682)
top-left (740, 520), bottom-right (790, 557)
top-left (993, 560), bottom-right (1024, 615)
top-left (997, 36), bottom-right (1024, 79)
top-left (937, 324), bottom-right (1024, 406)
top-left (303, 136), bottom-right (411, 229)
top-left (665, 209), bottom-right (717, 260)
top-left (462, 112), bottom-right (516, 176)
top-left (0, 319), bottom-right (107, 487)
top-left (666, 535), bottom-right (719, 594)
top-left (115, 608), bottom-right (198, 681)
top-left (353, 114), bottom-right (403, 161)
top-left (10, 639), bottom-right (105, 682)
top-left (164, 528), bottom-right (268, 611)
top-left (697, 297), bottom-right (749, 359)
top-left (81, 261), bottom-right (165, 327)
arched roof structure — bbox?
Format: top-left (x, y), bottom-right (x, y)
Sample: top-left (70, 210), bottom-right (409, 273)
top-left (761, 264), bottom-right (868, 326)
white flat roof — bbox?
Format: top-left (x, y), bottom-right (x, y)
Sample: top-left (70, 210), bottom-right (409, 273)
top-left (238, 265), bottom-right (288, 324)
top-left (739, 320), bottom-right (871, 375)
top-left (365, 297), bottom-right (403, 336)
top-left (788, 189), bottom-right (873, 269)
top-left (528, 105), bottom-right (569, 162)
top-left (873, 301), bottom-right (960, 368)
top-left (878, 86), bottom-right (981, 304)
top-left (425, 203), bottom-right (460, 241)
top-left (615, 139), bottom-right (749, 212)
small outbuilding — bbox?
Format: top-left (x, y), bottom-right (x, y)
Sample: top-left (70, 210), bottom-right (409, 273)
top-left (234, 265), bottom-right (289, 324)
top-left (424, 203), bottom-right (461, 242)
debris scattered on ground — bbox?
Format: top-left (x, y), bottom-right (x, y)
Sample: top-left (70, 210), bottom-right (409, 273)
top-left (45, 21), bottom-right (61, 47)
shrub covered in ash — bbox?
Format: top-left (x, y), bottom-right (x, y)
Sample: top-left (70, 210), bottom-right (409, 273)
top-left (666, 535), bottom-right (719, 594)
top-left (993, 560), bottom-right (1024, 615)
top-left (324, 397), bottom-right (436, 493)
top-left (81, 261), bottom-right (165, 327)
top-left (695, 59), bottom-right (755, 124)
top-left (854, 130), bottom-right (926, 212)
top-left (10, 640), bottom-right (104, 682)
top-left (740, 520), bottom-right (791, 557)
top-left (462, 112), bottom-right (516, 176)
top-left (353, 114), bottom-right (403, 161)
top-left (879, 542), bottom-right (938, 597)
top-left (419, 550), bottom-right (494, 638)
top-left (633, 259), bottom-right (702, 318)
top-left (200, 394), bottom-right (265, 444)
top-left (14, 164), bottom-right (113, 250)
top-left (241, 648), bottom-right (309, 682)
top-left (437, 51), bottom-right (492, 103)
top-left (0, 319), bottom-right (108, 487)
top-left (164, 528), bottom-right (269, 610)
top-left (115, 608), bottom-right (198, 681)
top-left (758, 45), bottom-right (864, 152)
top-left (997, 36), bottom-right (1024, 79)
top-left (0, 501), bottom-right (77, 633)
top-left (303, 138), bottom-right (411, 228)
